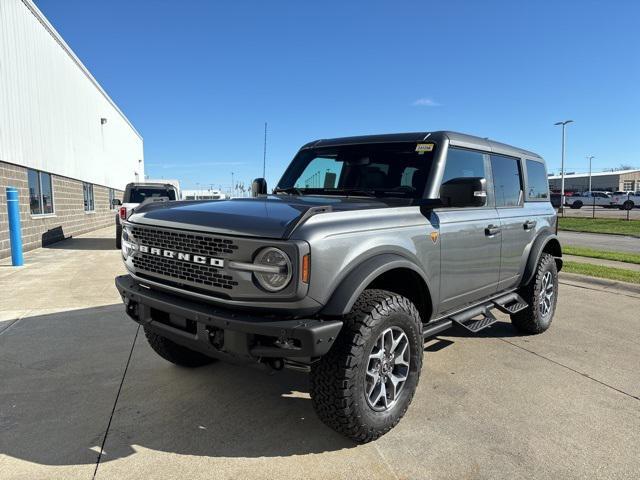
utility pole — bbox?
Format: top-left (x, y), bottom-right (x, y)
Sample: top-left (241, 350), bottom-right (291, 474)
top-left (231, 172), bottom-right (234, 197)
top-left (554, 120), bottom-right (574, 212)
top-left (586, 155), bottom-right (595, 192)
top-left (263, 122), bottom-right (267, 179)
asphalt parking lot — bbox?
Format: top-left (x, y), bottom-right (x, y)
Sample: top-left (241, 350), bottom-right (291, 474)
top-left (1, 227), bottom-right (639, 480)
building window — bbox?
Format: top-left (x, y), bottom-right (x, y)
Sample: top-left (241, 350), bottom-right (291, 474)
top-left (83, 183), bottom-right (95, 212)
top-left (108, 188), bottom-right (117, 210)
top-left (622, 180), bottom-right (634, 191)
top-left (27, 169), bottom-right (54, 215)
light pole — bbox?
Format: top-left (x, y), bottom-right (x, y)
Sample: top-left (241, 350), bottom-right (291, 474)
top-left (231, 172), bottom-right (234, 197)
top-left (554, 120), bottom-right (574, 211)
top-left (586, 155), bottom-right (595, 193)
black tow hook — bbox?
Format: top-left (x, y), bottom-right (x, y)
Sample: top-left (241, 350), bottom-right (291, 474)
top-left (125, 300), bottom-right (140, 321)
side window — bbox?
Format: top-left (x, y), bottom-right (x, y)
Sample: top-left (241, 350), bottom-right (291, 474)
top-left (490, 155), bottom-right (523, 207)
top-left (525, 160), bottom-right (549, 201)
top-left (440, 148), bottom-right (487, 208)
top-left (442, 148), bottom-right (486, 184)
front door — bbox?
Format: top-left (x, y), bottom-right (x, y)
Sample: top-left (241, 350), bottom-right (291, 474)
top-left (436, 147), bottom-right (501, 314)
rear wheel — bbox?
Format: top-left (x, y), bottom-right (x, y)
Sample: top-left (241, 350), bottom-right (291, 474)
top-left (310, 289), bottom-right (423, 443)
top-left (115, 224), bottom-right (122, 249)
top-left (144, 328), bottom-right (216, 367)
top-left (623, 200), bottom-right (634, 210)
top-left (570, 201), bottom-right (583, 209)
top-left (511, 253), bottom-right (558, 334)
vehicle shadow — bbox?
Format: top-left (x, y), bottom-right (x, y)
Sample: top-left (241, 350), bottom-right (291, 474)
top-left (44, 237), bottom-right (116, 251)
top-left (0, 305), bottom-right (355, 468)
top-left (444, 320), bottom-right (524, 339)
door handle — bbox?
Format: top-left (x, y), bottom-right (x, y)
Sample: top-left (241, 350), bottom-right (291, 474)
top-left (485, 224), bottom-right (501, 236)
top-left (523, 220), bottom-right (537, 230)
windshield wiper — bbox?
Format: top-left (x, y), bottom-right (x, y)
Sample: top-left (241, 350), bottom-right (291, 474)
top-left (273, 187), bottom-right (304, 195)
top-left (322, 188), bottom-right (378, 197)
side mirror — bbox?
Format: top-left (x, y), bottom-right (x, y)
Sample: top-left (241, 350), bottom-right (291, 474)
top-left (111, 198), bottom-right (122, 207)
top-left (440, 177), bottom-right (487, 208)
top-left (251, 178), bottom-right (267, 197)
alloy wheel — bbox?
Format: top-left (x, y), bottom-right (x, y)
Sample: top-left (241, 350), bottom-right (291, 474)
top-left (365, 326), bottom-right (410, 411)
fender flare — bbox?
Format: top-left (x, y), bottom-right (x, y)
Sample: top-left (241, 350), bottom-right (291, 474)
top-left (522, 233), bottom-right (563, 286)
top-left (320, 253), bottom-right (433, 316)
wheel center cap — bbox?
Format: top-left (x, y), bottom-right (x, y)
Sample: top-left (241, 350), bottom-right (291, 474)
top-left (381, 359), bottom-right (391, 375)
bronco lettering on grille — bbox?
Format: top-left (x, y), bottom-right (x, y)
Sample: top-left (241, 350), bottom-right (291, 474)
top-left (139, 245), bottom-right (224, 268)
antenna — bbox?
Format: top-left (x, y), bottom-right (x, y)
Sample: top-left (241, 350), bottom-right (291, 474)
top-left (263, 122), bottom-right (267, 178)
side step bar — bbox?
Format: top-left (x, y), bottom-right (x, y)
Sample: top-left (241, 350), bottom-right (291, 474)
top-left (423, 292), bottom-right (529, 336)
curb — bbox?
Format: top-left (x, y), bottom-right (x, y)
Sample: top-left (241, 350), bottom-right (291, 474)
top-left (559, 271), bottom-right (640, 297)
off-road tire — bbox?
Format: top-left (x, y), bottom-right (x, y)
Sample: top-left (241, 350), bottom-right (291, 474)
top-left (115, 224), bottom-right (122, 249)
top-left (310, 289), bottom-right (423, 443)
top-left (511, 253), bottom-right (558, 334)
top-left (144, 328), bottom-right (215, 367)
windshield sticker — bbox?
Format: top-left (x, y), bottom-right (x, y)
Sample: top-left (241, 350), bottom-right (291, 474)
top-left (415, 143), bottom-right (434, 153)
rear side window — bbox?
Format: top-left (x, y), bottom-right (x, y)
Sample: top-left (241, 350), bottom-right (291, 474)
top-left (490, 155), bottom-right (523, 207)
top-left (128, 188), bottom-right (176, 203)
top-left (525, 160), bottom-right (549, 201)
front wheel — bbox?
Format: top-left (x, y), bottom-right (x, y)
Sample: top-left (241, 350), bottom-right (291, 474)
top-left (511, 253), bottom-right (558, 334)
top-left (623, 200), bottom-right (634, 210)
top-left (570, 201), bottom-right (583, 209)
top-left (310, 289), bottom-right (423, 443)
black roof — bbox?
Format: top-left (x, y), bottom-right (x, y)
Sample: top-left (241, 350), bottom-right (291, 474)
top-left (301, 131), bottom-right (542, 160)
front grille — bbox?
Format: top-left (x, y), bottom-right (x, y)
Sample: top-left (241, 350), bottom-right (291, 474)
top-left (131, 226), bottom-right (239, 256)
top-left (130, 226), bottom-right (240, 291)
top-left (132, 255), bottom-right (238, 290)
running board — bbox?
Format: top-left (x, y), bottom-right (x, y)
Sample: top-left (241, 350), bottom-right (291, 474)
top-left (492, 292), bottom-right (528, 315)
top-left (448, 292), bottom-right (529, 334)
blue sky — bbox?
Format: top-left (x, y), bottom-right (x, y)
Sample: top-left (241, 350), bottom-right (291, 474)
top-left (36, 0), bottom-right (640, 191)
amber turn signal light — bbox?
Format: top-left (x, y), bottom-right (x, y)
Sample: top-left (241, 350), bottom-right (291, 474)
top-left (301, 254), bottom-right (310, 283)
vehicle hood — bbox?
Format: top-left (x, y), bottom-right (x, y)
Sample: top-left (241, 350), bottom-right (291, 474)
top-left (127, 195), bottom-right (395, 239)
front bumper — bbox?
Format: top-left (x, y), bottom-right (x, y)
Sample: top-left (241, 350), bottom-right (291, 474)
top-left (115, 275), bottom-right (342, 362)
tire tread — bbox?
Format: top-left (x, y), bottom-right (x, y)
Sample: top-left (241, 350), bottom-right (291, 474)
top-left (310, 289), bottom-right (423, 443)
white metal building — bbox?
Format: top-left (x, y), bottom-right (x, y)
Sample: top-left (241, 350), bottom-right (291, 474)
top-left (0, 0), bottom-right (144, 257)
top-left (548, 169), bottom-right (640, 193)
top-left (182, 189), bottom-right (228, 200)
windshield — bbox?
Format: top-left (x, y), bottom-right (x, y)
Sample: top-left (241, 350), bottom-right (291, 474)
top-left (276, 142), bottom-right (436, 198)
top-left (128, 187), bottom-right (176, 203)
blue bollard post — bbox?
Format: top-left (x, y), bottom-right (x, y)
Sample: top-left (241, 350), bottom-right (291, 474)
top-left (6, 187), bottom-right (24, 266)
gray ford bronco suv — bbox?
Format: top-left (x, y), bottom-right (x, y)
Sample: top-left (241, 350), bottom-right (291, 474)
top-left (115, 131), bottom-right (562, 442)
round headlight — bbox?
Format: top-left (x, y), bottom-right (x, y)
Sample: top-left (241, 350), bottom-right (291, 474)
top-left (121, 226), bottom-right (138, 258)
top-left (253, 247), bottom-right (292, 292)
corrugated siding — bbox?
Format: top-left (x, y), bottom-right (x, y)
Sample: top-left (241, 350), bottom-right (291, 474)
top-left (0, 0), bottom-right (143, 190)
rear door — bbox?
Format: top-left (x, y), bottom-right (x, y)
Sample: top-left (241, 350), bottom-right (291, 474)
top-left (491, 154), bottom-right (533, 290)
top-left (436, 147), bottom-right (501, 314)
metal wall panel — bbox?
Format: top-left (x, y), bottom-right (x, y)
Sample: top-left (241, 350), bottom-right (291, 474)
top-left (0, 0), bottom-right (144, 190)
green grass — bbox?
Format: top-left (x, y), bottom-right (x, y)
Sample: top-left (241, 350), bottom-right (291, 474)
top-left (558, 217), bottom-right (640, 237)
top-left (563, 246), bottom-right (640, 265)
top-left (563, 261), bottom-right (640, 284)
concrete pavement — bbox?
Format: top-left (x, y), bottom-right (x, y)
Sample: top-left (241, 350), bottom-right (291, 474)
top-left (1, 227), bottom-right (639, 479)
